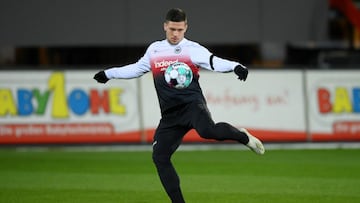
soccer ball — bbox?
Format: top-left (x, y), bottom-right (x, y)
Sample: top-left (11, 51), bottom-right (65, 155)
top-left (164, 62), bottom-right (193, 89)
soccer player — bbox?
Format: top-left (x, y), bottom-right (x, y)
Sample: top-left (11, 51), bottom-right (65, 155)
top-left (94, 8), bottom-right (265, 203)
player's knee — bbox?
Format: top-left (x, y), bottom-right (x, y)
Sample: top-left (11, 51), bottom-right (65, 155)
top-left (152, 153), bottom-right (171, 167)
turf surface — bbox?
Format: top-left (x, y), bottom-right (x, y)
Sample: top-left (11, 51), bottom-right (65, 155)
top-left (0, 147), bottom-right (359, 203)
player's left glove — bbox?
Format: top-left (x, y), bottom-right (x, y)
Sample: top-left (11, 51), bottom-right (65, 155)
top-left (93, 71), bottom-right (109, 83)
top-left (234, 65), bottom-right (248, 81)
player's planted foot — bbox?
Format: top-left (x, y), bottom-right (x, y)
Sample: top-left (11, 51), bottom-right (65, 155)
top-left (241, 128), bottom-right (265, 155)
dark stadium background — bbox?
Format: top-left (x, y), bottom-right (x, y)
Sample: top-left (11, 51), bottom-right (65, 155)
top-left (1, 0), bottom-right (359, 69)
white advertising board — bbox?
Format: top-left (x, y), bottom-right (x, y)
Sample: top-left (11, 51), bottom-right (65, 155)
top-left (141, 70), bottom-right (307, 142)
top-left (0, 70), bottom-right (141, 144)
top-left (306, 70), bottom-right (360, 141)
top-left (3, 68), bottom-right (358, 144)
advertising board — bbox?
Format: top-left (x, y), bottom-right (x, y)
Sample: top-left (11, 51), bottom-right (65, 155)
top-left (306, 70), bottom-right (360, 141)
top-left (141, 70), bottom-right (307, 142)
top-left (0, 71), bottom-right (141, 144)
top-left (2, 69), bottom-right (359, 144)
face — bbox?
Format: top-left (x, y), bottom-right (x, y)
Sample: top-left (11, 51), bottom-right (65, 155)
top-left (164, 21), bottom-right (187, 45)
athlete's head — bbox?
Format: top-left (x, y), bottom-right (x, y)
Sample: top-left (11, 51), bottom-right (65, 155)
top-left (164, 8), bottom-right (188, 45)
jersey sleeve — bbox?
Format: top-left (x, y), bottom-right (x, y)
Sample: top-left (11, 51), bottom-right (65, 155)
top-left (189, 43), bottom-right (244, 72)
top-left (104, 46), bottom-right (152, 79)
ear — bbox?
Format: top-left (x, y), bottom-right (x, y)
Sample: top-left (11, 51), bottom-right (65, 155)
top-left (163, 22), bottom-right (167, 32)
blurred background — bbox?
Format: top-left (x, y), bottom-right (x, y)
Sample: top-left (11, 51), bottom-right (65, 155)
top-left (1, 0), bottom-right (360, 145)
top-left (0, 0), bottom-right (359, 69)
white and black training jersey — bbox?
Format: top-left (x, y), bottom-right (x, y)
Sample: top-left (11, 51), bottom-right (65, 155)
top-left (105, 38), bottom-right (244, 114)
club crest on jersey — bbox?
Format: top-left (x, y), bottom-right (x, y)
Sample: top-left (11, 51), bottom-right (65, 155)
top-left (174, 46), bottom-right (181, 54)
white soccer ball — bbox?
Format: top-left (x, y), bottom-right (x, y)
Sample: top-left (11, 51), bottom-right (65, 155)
top-left (164, 62), bottom-right (193, 89)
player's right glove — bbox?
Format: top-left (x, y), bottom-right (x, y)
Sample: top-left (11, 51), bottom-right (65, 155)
top-left (234, 65), bottom-right (248, 81)
top-left (93, 71), bottom-right (109, 83)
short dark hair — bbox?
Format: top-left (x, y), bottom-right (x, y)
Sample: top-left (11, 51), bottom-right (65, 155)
top-left (165, 8), bottom-right (187, 22)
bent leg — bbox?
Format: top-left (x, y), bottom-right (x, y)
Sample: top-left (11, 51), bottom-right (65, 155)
top-left (192, 103), bottom-right (249, 144)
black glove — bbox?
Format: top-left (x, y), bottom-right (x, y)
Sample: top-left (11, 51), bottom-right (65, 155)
top-left (93, 71), bottom-right (109, 83)
top-left (234, 65), bottom-right (248, 81)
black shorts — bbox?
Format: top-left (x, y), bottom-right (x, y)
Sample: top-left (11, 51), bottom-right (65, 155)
top-left (152, 101), bottom-right (214, 156)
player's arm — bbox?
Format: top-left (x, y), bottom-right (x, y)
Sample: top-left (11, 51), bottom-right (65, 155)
top-left (94, 49), bottom-right (151, 83)
top-left (190, 44), bottom-right (248, 81)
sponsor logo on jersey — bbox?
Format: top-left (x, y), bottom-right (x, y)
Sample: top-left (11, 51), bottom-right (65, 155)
top-left (154, 59), bottom-right (178, 69)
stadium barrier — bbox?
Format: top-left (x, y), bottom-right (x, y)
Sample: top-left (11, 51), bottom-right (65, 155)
top-left (0, 69), bottom-right (359, 144)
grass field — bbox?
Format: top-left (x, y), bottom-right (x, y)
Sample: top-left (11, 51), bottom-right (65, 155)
top-left (0, 147), bottom-right (359, 203)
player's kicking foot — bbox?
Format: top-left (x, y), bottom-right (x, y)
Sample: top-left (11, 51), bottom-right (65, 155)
top-left (240, 128), bottom-right (265, 155)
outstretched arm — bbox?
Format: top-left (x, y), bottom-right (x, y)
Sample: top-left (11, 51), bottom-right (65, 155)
top-left (190, 45), bottom-right (249, 81)
top-left (93, 52), bottom-right (151, 83)
top-left (210, 56), bottom-right (248, 81)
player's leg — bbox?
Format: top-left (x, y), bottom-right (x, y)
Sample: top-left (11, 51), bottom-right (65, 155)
top-left (152, 119), bottom-right (189, 203)
top-left (191, 102), bottom-right (265, 154)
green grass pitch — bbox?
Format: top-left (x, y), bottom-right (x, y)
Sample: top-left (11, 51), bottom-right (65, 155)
top-left (0, 147), bottom-right (359, 203)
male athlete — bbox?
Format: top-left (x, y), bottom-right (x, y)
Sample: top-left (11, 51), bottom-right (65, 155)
top-left (94, 8), bottom-right (265, 203)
